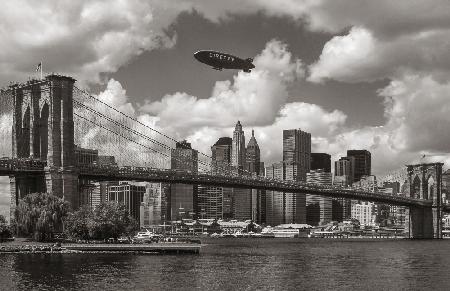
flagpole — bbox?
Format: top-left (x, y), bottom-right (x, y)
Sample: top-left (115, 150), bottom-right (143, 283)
top-left (41, 61), bottom-right (43, 80)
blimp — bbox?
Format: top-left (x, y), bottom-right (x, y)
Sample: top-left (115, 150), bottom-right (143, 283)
top-left (194, 50), bottom-right (255, 72)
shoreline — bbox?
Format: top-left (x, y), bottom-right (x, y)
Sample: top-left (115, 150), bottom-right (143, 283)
top-left (0, 240), bottom-right (202, 254)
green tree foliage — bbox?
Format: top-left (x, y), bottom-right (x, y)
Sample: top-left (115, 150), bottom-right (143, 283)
top-left (65, 202), bottom-right (139, 241)
top-left (15, 193), bottom-right (69, 241)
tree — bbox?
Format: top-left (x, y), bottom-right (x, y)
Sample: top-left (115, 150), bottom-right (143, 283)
top-left (64, 202), bottom-right (139, 241)
top-left (15, 193), bottom-right (69, 241)
top-left (89, 202), bottom-right (135, 240)
top-left (0, 214), bottom-right (11, 240)
top-left (65, 206), bottom-right (94, 241)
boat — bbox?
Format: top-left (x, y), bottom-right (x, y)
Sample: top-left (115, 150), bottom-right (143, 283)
top-left (271, 228), bottom-right (299, 238)
top-left (133, 230), bottom-right (157, 243)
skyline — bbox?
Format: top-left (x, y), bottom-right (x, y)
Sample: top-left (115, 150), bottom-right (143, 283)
top-left (2, 1), bottom-right (450, 219)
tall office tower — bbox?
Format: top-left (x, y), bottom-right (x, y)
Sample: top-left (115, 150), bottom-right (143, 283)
top-left (197, 186), bottom-right (223, 219)
top-left (311, 153), bottom-right (331, 173)
top-left (333, 156), bottom-right (355, 220)
top-left (245, 130), bottom-right (260, 174)
top-left (201, 137), bottom-right (234, 219)
top-left (306, 169), bottom-right (333, 226)
top-left (140, 183), bottom-right (170, 227)
top-left (170, 141), bottom-right (198, 220)
top-left (237, 130), bottom-right (261, 221)
top-left (265, 162), bottom-right (285, 226)
top-left (347, 150), bottom-right (371, 182)
top-left (283, 129), bottom-right (311, 181)
top-left (231, 121), bottom-right (246, 172)
top-left (230, 121), bottom-right (249, 220)
top-left (211, 137), bottom-right (232, 174)
top-left (335, 156), bottom-right (355, 185)
top-left (105, 181), bottom-right (146, 222)
top-left (265, 162), bottom-right (306, 226)
top-left (257, 161), bottom-right (266, 224)
top-left (222, 188), bottom-right (234, 219)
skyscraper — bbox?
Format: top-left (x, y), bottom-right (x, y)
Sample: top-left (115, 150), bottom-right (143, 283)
top-left (105, 181), bottom-right (146, 222)
top-left (140, 183), bottom-right (170, 227)
top-left (334, 156), bottom-right (355, 186)
top-left (283, 129), bottom-right (311, 181)
top-left (245, 130), bottom-right (260, 174)
top-left (333, 156), bottom-right (355, 221)
top-left (311, 153), bottom-right (331, 173)
top-left (211, 137), bottom-right (232, 174)
top-left (245, 130), bottom-right (262, 221)
top-left (197, 185), bottom-right (223, 219)
top-left (263, 128), bottom-right (311, 226)
top-left (233, 124), bottom-right (252, 221)
top-left (347, 150), bottom-right (371, 182)
top-left (306, 169), bottom-right (332, 226)
top-left (231, 121), bottom-right (246, 172)
top-left (170, 141), bottom-right (198, 220)
top-left (265, 162), bottom-right (306, 225)
top-left (199, 137), bottom-right (233, 219)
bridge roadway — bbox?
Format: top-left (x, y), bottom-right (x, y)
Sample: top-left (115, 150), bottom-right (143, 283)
top-left (0, 159), bottom-right (438, 208)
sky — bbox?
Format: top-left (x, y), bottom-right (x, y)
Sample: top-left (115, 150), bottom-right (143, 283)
top-left (2, 0), bottom-right (450, 219)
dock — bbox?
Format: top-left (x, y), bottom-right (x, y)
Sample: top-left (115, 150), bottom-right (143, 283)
top-left (63, 243), bottom-right (202, 254)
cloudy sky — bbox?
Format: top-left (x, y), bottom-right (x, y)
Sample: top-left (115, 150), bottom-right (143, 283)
top-left (2, 0), bottom-right (450, 219)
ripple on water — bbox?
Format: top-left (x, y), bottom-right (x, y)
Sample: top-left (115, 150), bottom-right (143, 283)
top-left (1, 239), bottom-right (450, 290)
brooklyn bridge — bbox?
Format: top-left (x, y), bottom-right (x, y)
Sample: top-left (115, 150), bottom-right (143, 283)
top-left (0, 75), bottom-right (447, 238)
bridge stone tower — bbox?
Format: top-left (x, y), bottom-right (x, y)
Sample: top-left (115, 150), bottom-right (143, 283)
top-left (405, 163), bottom-right (443, 238)
top-left (10, 75), bottom-right (78, 220)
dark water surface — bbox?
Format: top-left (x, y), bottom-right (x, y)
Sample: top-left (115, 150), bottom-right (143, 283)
top-left (1, 238), bottom-right (450, 290)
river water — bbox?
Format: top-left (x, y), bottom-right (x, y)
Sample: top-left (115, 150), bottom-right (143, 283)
top-left (1, 238), bottom-right (450, 290)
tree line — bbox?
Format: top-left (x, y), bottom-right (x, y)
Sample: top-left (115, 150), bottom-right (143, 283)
top-left (10, 192), bottom-right (138, 242)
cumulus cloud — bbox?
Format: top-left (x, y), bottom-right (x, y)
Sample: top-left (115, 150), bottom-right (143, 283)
top-left (0, 0), bottom-right (177, 86)
top-left (141, 40), bottom-right (304, 138)
top-left (381, 75), bottom-right (450, 152)
top-left (308, 26), bottom-right (450, 83)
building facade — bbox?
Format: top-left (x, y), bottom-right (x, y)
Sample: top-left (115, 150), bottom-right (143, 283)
top-left (211, 137), bottom-right (232, 174)
top-left (351, 202), bottom-right (375, 226)
top-left (282, 129), bottom-right (311, 182)
top-left (140, 183), bottom-right (170, 227)
top-left (265, 162), bottom-right (306, 226)
top-left (311, 153), bottom-right (331, 173)
top-left (347, 150), bottom-right (371, 183)
top-left (170, 141), bottom-right (198, 220)
top-left (334, 156), bottom-right (355, 185)
top-left (231, 121), bottom-right (246, 172)
top-left (306, 169), bottom-right (333, 226)
top-left (105, 181), bottom-right (146, 222)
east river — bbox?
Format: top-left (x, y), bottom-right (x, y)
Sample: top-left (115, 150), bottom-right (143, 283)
top-left (1, 238), bottom-right (450, 290)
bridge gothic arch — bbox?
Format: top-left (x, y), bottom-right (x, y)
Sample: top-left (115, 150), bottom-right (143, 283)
top-left (411, 175), bottom-right (421, 199)
top-left (427, 175), bottom-right (435, 202)
top-left (39, 103), bottom-right (49, 161)
top-left (21, 106), bottom-right (31, 158)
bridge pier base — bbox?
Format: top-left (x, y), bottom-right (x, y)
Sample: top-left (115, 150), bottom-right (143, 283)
top-left (45, 168), bottom-right (79, 209)
top-left (407, 206), bottom-right (442, 239)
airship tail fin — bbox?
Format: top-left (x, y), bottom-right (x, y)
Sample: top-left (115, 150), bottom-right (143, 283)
top-left (246, 58), bottom-right (253, 63)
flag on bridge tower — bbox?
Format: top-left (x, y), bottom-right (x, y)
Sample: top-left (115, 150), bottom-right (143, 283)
top-left (35, 62), bottom-right (43, 80)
